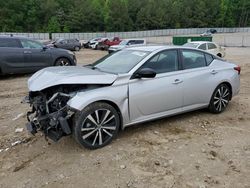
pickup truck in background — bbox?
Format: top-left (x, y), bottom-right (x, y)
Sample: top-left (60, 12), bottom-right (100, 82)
top-left (97, 37), bottom-right (122, 50)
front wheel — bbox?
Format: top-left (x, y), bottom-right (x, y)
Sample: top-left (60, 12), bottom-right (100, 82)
top-left (73, 102), bottom-right (120, 149)
top-left (54, 58), bottom-right (71, 66)
top-left (209, 84), bottom-right (231, 113)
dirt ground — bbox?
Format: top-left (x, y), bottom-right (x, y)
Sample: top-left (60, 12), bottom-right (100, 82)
top-left (0, 47), bottom-right (250, 188)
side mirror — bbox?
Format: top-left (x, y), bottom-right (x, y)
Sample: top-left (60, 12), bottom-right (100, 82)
top-left (134, 68), bottom-right (156, 79)
top-left (42, 46), bottom-right (47, 50)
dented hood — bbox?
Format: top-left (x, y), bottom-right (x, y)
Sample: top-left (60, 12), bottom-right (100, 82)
top-left (28, 66), bottom-right (118, 91)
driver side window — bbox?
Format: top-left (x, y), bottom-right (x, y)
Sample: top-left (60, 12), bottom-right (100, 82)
top-left (140, 50), bottom-right (179, 74)
top-left (20, 39), bottom-right (43, 49)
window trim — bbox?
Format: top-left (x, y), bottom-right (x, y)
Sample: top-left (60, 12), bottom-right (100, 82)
top-left (133, 49), bottom-right (181, 76)
top-left (180, 49), bottom-right (207, 70)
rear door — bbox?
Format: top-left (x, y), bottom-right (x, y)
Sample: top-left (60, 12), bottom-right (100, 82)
top-left (0, 38), bottom-right (25, 74)
top-left (180, 49), bottom-right (217, 109)
top-left (19, 38), bottom-right (52, 71)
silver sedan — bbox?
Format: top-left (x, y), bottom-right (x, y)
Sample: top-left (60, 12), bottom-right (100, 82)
top-left (25, 46), bottom-right (240, 149)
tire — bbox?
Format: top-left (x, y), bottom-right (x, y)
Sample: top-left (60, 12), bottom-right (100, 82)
top-left (73, 102), bottom-right (120, 149)
top-left (209, 84), bottom-right (231, 114)
top-left (54, 58), bottom-right (71, 66)
top-left (74, 46), bottom-right (80, 51)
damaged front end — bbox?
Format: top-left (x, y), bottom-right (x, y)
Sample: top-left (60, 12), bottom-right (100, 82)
top-left (24, 85), bottom-right (79, 142)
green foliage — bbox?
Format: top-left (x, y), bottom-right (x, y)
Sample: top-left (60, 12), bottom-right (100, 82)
top-left (47, 16), bottom-right (61, 33)
top-left (0, 0), bottom-right (249, 33)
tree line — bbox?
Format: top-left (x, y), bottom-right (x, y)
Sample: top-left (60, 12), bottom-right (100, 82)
top-left (0, 0), bottom-right (249, 33)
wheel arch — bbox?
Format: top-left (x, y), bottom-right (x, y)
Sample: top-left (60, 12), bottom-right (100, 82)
top-left (219, 81), bottom-right (233, 100)
top-left (93, 100), bottom-right (123, 130)
top-left (54, 56), bottom-right (72, 66)
top-left (217, 53), bottom-right (222, 57)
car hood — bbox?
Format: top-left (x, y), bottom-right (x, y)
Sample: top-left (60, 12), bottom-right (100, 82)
top-left (28, 66), bottom-right (118, 91)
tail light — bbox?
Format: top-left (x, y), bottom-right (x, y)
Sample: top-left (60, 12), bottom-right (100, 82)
top-left (234, 66), bottom-right (241, 75)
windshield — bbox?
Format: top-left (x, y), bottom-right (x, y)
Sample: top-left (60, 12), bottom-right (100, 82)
top-left (92, 50), bottom-right (150, 74)
top-left (119, 40), bottom-right (128, 46)
top-left (183, 43), bottom-right (199, 48)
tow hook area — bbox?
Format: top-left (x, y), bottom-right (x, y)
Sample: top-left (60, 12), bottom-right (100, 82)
top-left (26, 108), bottom-right (73, 142)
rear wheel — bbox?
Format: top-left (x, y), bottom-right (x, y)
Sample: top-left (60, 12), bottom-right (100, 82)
top-left (54, 58), bottom-right (71, 66)
top-left (73, 102), bottom-right (120, 149)
top-left (209, 84), bottom-right (231, 113)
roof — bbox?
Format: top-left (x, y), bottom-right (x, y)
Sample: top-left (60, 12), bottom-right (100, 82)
top-left (126, 45), bottom-right (193, 52)
top-left (126, 45), bottom-right (217, 55)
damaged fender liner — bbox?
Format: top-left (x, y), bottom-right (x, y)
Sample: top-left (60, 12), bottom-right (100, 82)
top-left (25, 84), bottom-right (109, 142)
top-left (26, 105), bottom-right (74, 142)
top-left (25, 89), bottom-right (77, 142)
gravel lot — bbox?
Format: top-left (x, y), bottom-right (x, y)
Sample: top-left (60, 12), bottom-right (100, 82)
top-left (0, 47), bottom-right (250, 188)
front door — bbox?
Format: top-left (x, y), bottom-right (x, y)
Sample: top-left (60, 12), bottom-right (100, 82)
top-left (129, 50), bottom-right (183, 122)
top-left (19, 38), bottom-right (52, 71)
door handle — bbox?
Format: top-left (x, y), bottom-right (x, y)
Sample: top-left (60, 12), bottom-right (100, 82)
top-left (172, 79), bottom-right (183, 84)
top-left (211, 70), bottom-right (218, 75)
top-left (24, 51), bottom-right (32, 54)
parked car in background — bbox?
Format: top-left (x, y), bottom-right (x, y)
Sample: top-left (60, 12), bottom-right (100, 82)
top-left (200, 29), bottom-right (217, 37)
top-left (49, 38), bottom-right (82, 51)
top-left (89, 38), bottom-right (108, 49)
top-left (108, 38), bottom-right (146, 53)
top-left (183, 41), bottom-right (225, 57)
top-left (25, 45), bottom-right (240, 149)
top-left (97, 37), bottom-right (122, 50)
top-left (0, 36), bottom-right (77, 75)
top-left (83, 38), bottom-right (102, 49)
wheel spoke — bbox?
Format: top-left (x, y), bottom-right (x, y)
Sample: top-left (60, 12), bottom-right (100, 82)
top-left (95, 110), bottom-right (100, 124)
top-left (216, 101), bottom-right (220, 111)
top-left (218, 88), bottom-right (221, 97)
top-left (92, 131), bottom-right (99, 146)
top-left (101, 110), bottom-right (111, 124)
top-left (81, 127), bottom-right (95, 131)
top-left (221, 87), bottom-right (224, 96)
top-left (103, 115), bottom-right (115, 125)
top-left (214, 100), bottom-right (220, 105)
top-left (82, 129), bottom-right (97, 139)
top-left (221, 100), bottom-right (226, 107)
top-left (222, 98), bottom-right (228, 103)
top-left (102, 129), bottom-right (113, 137)
top-left (87, 114), bottom-right (98, 126)
top-left (219, 101), bottom-right (222, 111)
top-left (98, 129), bottom-right (103, 145)
top-left (102, 126), bottom-right (116, 131)
top-left (223, 88), bottom-right (228, 97)
top-left (214, 97), bottom-right (220, 100)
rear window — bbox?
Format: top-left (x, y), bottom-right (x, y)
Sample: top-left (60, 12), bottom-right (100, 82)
top-left (0, 38), bottom-right (20, 48)
top-left (182, 50), bottom-right (206, 69)
top-left (208, 43), bottom-right (217, 49)
top-left (198, 43), bottom-right (207, 50)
